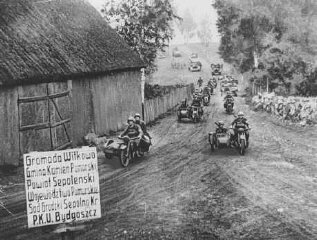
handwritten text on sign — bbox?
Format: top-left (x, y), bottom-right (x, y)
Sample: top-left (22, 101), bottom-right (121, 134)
top-left (23, 147), bottom-right (101, 228)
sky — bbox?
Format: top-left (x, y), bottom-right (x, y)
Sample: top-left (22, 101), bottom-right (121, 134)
top-left (87, 0), bottom-right (220, 43)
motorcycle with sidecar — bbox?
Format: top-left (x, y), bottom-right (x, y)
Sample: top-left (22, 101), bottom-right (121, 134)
top-left (177, 105), bottom-right (203, 123)
top-left (103, 135), bottom-right (151, 167)
top-left (208, 121), bottom-right (250, 155)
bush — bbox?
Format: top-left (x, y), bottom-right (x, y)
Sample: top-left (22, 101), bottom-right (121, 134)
top-left (144, 83), bottom-right (187, 99)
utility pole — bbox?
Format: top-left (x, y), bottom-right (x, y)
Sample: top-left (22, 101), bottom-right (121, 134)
top-left (140, 0), bottom-right (145, 120)
top-left (141, 68), bottom-right (145, 120)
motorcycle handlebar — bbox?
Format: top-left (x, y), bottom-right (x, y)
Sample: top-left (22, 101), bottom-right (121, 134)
top-left (118, 136), bottom-right (140, 140)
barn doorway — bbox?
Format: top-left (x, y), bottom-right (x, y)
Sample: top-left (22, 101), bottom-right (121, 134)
top-left (17, 81), bottom-right (72, 155)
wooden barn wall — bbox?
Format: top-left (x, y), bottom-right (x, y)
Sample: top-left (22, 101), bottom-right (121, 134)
top-left (0, 86), bottom-right (19, 165)
top-left (71, 70), bottom-right (142, 144)
top-left (71, 79), bottom-right (94, 145)
top-left (144, 85), bottom-right (193, 124)
top-left (2, 70), bottom-right (196, 165)
top-left (90, 71), bottom-right (142, 135)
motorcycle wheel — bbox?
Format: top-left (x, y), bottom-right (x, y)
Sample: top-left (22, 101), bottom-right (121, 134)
top-left (210, 142), bottom-right (215, 152)
top-left (215, 138), bottom-right (220, 149)
top-left (138, 150), bottom-right (144, 156)
top-left (178, 115), bottom-right (181, 122)
top-left (119, 149), bottom-right (130, 167)
top-left (239, 139), bottom-right (246, 156)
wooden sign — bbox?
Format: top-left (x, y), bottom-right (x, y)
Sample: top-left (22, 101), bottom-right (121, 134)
top-left (23, 147), bottom-right (101, 228)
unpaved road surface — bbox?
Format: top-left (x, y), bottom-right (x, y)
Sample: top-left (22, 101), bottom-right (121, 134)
top-left (1, 45), bottom-right (317, 240)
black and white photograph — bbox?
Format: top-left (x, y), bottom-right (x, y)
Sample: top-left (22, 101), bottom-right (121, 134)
top-left (0, 0), bottom-right (317, 239)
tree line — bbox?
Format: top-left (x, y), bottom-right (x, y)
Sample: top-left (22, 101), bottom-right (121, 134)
top-left (213, 0), bottom-right (317, 96)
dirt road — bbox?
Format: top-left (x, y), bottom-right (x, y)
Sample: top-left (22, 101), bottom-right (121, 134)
top-left (1, 45), bottom-right (317, 240)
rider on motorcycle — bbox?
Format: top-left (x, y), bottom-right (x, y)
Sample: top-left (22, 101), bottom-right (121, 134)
top-left (197, 77), bottom-right (203, 87)
top-left (208, 79), bottom-right (213, 87)
top-left (179, 99), bottom-right (188, 109)
top-left (134, 113), bottom-right (151, 139)
top-left (119, 116), bottom-right (143, 155)
top-left (192, 97), bottom-right (202, 107)
top-left (224, 92), bottom-right (234, 108)
top-left (191, 96), bottom-right (203, 115)
top-left (230, 111), bottom-right (249, 147)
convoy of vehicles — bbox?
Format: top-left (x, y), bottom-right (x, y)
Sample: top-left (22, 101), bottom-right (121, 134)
top-left (95, 53), bottom-right (247, 169)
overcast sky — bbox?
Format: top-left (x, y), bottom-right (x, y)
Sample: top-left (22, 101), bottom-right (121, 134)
top-left (88, 0), bottom-right (220, 42)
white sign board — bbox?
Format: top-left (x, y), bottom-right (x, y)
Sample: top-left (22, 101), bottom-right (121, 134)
top-left (23, 147), bottom-right (101, 228)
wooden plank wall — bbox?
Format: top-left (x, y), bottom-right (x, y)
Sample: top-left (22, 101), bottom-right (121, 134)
top-left (144, 85), bottom-right (193, 124)
top-left (72, 70), bottom-right (142, 143)
top-left (18, 83), bottom-right (52, 156)
top-left (0, 86), bottom-right (19, 165)
top-left (71, 79), bottom-right (94, 145)
top-left (48, 81), bottom-right (72, 149)
top-left (91, 71), bottom-right (142, 135)
top-left (0, 70), bottom-right (190, 165)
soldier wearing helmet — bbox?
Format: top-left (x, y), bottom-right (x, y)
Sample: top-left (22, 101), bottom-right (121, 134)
top-left (119, 116), bottom-right (143, 156)
top-left (197, 77), bottom-right (203, 87)
top-left (134, 113), bottom-right (151, 139)
top-left (119, 116), bottom-right (143, 139)
top-left (180, 99), bottom-right (188, 109)
top-left (231, 111), bottom-right (250, 146)
top-left (191, 97), bottom-right (202, 107)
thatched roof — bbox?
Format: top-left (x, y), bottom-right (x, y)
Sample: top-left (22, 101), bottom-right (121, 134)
top-left (0, 0), bottom-right (145, 86)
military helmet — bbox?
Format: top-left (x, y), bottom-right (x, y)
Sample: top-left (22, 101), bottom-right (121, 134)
top-left (218, 120), bottom-right (224, 126)
top-left (134, 113), bottom-right (141, 118)
top-left (127, 116), bottom-right (135, 123)
top-left (238, 111), bottom-right (244, 117)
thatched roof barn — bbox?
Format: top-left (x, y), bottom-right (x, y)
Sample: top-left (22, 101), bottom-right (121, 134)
top-left (0, 0), bottom-right (145, 165)
top-left (0, 0), bottom-right (144, 85)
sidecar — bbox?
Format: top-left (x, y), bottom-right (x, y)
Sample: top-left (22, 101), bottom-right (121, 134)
top-left (177, 107), bottom-right (190, 121)
top-left (139, 136), bottom-right (152, 153)
top-left (103, 138), bottom-right (127, 159)
top-left (208, 131), bottom-right (231, 151)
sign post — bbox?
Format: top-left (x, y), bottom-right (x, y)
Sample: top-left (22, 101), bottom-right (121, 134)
top-left (23, 147), bottom-right (101, 236)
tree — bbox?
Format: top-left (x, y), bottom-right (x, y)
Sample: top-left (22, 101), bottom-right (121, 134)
top-left (101, 0), bottom-right (180, 74)
top-left (213, 0), bottom-right (317, 95)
